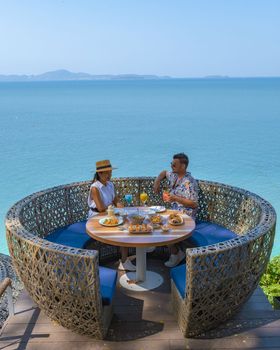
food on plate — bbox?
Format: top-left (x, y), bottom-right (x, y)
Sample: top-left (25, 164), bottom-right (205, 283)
top-left (150, 214), bottom-right (163, 225)
top-left (129, 214), bottom-right (145, 225)
top-left (129, 224), bottom-right (152, 233)
top-left (103, 217), bottom-right (119, 226)
top-left (168, 213), bottom-right (184, 225)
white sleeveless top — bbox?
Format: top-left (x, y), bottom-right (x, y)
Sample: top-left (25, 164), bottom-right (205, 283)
top-left (87, 181), bottom-right (115, 218)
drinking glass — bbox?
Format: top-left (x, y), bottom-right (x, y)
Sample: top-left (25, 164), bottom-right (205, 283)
top-left (140, 192), bottom-right (148, 206)
top-left (124, 194), bottom-right (133, 207)
top-left (162, 190), bottom-right (170, 202)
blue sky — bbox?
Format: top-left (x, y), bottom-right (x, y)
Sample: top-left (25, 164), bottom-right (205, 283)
top-left (0, 0), bottom-right (279, 77)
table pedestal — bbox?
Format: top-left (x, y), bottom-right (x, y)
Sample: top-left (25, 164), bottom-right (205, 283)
top-left (119, 247), bottom-right (164, 291)
top-left (136, 247), bottom-right (146, 281)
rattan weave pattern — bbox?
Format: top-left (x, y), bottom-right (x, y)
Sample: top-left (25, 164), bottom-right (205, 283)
top-left (178, 181), bottom-right (276, 337)
top-left (5, 177), bottom-right (276, 338)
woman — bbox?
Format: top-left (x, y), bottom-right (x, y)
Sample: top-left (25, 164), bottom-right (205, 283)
top-left (88, 159), bottom-right (136, 271)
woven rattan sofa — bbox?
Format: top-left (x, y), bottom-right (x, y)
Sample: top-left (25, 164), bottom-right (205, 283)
top-left (5, 177), bottom-right (276, 338)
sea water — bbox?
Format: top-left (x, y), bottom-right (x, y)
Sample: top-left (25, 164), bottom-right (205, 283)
top-left (0, 78), bottom-right (279, 256)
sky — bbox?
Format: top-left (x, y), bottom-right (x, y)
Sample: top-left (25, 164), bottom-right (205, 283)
top-left (0, 0), bottom-right (280, 77)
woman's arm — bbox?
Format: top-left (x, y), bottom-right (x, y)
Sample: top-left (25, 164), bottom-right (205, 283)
top-left (90, 187), bottom-right (107, 212)
top-left (153, 170), bottom-right (167, 193)
top-left (113, 196), bottom-right (124, 208)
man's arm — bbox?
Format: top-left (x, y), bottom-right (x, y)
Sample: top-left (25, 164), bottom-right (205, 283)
top-left (166, 193), bottom-right (198, 208)
top-left (153, 170), bottom-right (167, 193)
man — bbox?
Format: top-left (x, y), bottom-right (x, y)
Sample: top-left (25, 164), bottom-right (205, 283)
top-left (154, 153), bottom-right (198, 267)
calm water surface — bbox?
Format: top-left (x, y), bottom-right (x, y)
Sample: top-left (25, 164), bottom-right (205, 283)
top-left (0, 79), bottom-right (279, 256)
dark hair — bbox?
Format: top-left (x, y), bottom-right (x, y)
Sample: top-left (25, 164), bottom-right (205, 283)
top-left (173, 153), bottom-right (189, 168)
top-left (93, 172), bottom-right (101, 182)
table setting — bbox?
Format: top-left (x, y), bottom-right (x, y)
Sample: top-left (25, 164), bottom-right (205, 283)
top-left (86, 192), bottom-right (195, 291)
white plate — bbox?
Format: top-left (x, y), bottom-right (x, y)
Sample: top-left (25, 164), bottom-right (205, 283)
top-left (149, 206), bottom-right (166, 213)
top-left (99, 217), bottom-right (124, 227)
top-left (140, 208), bottom-right (156, 215)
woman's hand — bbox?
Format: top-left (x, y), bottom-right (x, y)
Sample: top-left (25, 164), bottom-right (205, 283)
top-left (116, 202), bottom-right (124, 208)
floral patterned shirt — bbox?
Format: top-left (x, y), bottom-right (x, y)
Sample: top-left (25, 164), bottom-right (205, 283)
top-left (166, 171), bottom-right (198, 218)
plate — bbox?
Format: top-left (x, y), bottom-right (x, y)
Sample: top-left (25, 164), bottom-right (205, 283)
top-left (128, 225), bottom-right (153, 234)
top-left (168, 220), bottom-right (184, 226)
top-left (149, 206), bottom-right (166, 213)
top-left (168, 214), bottom-right (184, 226)
top-left (150, 214), bottom-right (164, 227)
top-left (140, 208), bottom-right (156, 215)
top-left (114, 208), bottom-right (128, 217)
top-left (99, 217), bottom-right (124, 227)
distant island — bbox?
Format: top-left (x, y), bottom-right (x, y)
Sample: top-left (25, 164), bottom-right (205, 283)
top-left (204, 75), bottom-right (230, 79)
top-left (0, 69), bottom-right (172, 82)
top-left (0, 71), bottom-right (278, 82)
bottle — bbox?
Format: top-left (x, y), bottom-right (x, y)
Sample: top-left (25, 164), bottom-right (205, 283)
top-left (107, 205), bottom-right (115, 218)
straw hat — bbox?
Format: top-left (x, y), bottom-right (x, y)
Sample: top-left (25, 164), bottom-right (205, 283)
top-left (95, 160), bottom-right (117, 173)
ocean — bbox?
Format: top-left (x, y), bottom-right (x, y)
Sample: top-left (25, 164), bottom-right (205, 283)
top-left (0, 78), bottom-right (279, 256)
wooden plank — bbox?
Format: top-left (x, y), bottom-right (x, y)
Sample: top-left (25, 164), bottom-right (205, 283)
top-left (2, 307), bottom-right (51, 325)
top-left (184, 336), bottom-right (280, 349)
top-left (1, 257), bottom-right (280, 350)
top-left (232, 310), bottom-right (280, 320)
top-left (0, 340), bottom-right (171, 350)
top-left (1, 320), bottom-right (182, 343)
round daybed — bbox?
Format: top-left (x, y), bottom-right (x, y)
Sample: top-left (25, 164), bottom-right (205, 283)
top-left (5, 177), bottom-right (276, 339)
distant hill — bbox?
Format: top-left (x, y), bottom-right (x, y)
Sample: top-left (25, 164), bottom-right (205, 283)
top-left (204, 75), bottom-right (230, 79)
top-left (0, 69), bottom-right (171, 82)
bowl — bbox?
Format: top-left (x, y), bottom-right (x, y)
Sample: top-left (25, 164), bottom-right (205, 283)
top-left (128, 214), bottom-right (145, 225)
top-left (150, 214), bottom-right (164, 225)
top-left (161, 224), bottom-right (170, 232)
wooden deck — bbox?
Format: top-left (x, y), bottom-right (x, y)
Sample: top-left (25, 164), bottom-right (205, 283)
top-left (1, 257), bottom-right (280, 350)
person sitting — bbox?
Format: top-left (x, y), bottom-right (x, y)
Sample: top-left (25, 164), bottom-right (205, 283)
top-left (88, 159), bottom-right (136, 271)
top-left (154, 153), bottom-right (198, 267)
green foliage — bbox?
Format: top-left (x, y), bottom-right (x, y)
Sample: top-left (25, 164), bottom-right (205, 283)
top-left (260, 255), bottom-right (280, 306)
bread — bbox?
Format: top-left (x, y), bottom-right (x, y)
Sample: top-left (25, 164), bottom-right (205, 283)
top-left (129, 224), bottom-right (152, 233)
top-left (168, 213), bottom-right (184, 225)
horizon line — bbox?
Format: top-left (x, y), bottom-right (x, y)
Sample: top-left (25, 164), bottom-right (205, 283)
top-left (0, 69), bottom-right (280, 80)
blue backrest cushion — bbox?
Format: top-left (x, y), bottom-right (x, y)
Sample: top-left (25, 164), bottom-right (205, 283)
top-left (187, 221), bottom-right (238, 247)
top-left (46, 220), bottom-right (92, 249)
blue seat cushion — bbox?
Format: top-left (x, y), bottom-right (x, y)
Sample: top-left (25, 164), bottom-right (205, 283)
top-left (46, 220), bottom-right (92, 249)
top-left (99, 266), bottom-right (118, 305)
top-left (186, 221), bottom-right (238, 247)
top-left (171, 223), bottom-right (237, 299)
top-left (170, 263), bottom-right (186, 299)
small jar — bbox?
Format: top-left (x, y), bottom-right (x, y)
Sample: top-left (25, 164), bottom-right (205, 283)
top-left (107, 205), bottom-right (115, 218)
